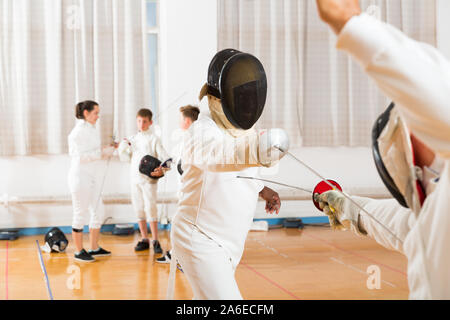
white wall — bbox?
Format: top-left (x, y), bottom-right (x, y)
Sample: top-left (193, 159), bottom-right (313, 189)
top-left (0, 0), bottom-right (220, 230)
top-left (158, 0), bottom-right (218, 152)
top-left (0, 146), bottom-right (389, 229)
top-left (437, 0), bottom-right (450, 59)
top-left (0, 0), bottom-right (396, 230)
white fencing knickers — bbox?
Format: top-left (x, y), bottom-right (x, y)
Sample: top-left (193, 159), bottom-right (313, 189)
top-left (168, 214), bottom-right (242, 300)
top-left (131, 182), bottom-right (158, 222)
top-left (69, 166), bottom-right (105, 230)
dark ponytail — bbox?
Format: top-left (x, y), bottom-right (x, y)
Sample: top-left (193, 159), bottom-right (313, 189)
top-left (75, 100), bottom-right (99, 119)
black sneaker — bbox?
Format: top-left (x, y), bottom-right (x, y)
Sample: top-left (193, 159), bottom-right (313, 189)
top-left (74, 249), bottom-right (95, 263)
top-left (134, 239), bottom-right (150, 252)
top-left (88, 247), bottom-right (111, 257)
top-left (155, 251), bottom-right (183, 273)
top-left (156, 251), bottom-right (171, 264)
top-left (152, 240), bottom-right (163, 254)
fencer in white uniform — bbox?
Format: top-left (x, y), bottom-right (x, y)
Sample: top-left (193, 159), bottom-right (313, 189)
top-left (315, 1), bottom-right (450, 299)
top-left (68, 100), bottom-right (114, 262)
top-left (119, 130), bottom-right (169, 221)
top-left (68, 119), bottom-right (104, 230)
top-left (169, 49), bottom-right (289, 300)
top-left (118, 112), bottom-right (170, 253)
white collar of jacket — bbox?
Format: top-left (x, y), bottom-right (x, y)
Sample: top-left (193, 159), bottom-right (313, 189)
top-left (422, 156), bottom-right (445, 196)
top-left (138, 128), bottom-right (152, 136)
top-left (76, 119), bottom-right (96, 129)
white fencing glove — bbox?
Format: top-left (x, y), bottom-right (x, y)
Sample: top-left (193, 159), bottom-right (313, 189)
top-left (118, 139), bottom-right (132, 162)
top-left (257, 128), bottom-right (290, 167)
top-left (315, 190), bottom-right (367, 236)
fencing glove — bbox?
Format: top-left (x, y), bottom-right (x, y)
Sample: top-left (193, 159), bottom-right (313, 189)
top-left (315, 190), bottom-right (367, 236)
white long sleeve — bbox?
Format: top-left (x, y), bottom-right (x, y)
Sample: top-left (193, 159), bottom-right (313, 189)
top-left (153, 136), bottom-right (170, 163)
top-left (337, 13), bottom-right (450, 159)
top-left (181, 113), bottom-right (262, 173)
top-left (354, 197), bottom-right (415, 253)
top-left (336, 13), bottom-right (450, 299)
top-left (68, 120), bottom-right (102, 163)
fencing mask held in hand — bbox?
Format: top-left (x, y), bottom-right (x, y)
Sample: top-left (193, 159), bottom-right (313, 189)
top-left (139, 155), bottom-right (163, 180)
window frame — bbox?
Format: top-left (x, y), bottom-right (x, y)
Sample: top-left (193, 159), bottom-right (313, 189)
top-left (145, 0), bottom-right (160, 119)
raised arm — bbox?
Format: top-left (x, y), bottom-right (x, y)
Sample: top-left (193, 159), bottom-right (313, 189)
top-left (337, 13), bottom-right (450, 155)
top-left (316, 0), bottom-right (450, 156)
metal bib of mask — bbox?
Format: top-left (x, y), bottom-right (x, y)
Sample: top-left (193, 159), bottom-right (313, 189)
top-left (206, 49), bottom-right (267, 130)
top-left (372, 102), bottom-right (425, 214)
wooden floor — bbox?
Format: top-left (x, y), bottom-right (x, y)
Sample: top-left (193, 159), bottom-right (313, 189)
top-left (0, 225), bottom-right (409, 300)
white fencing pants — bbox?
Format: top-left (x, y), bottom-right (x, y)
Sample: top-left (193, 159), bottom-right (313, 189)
top-left (69, 170), bottom-right (104, 230)
top-left (171, 217), bottom-right (243, 300)
top-left (131, 182), bottom-right (158, 222)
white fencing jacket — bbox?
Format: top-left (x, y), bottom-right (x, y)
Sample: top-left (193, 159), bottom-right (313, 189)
top-left (175, 110), bottom-right (264, 265)
top-left (337, 13), bottom-right (450, 299)
top-left (119, 129), bottom-right (169, 185)
top-left (68, 120), bottom-right (103, 188)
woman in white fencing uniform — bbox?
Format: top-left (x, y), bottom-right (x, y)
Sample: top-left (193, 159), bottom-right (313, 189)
top-left (68, 100), bottom-right (114, 263)
top-left (315, 0), bottom-right (450, 299)
top-left (169, 49), bottom-right (290, 300)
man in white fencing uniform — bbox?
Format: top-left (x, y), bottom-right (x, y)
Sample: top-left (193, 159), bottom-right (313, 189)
top-left (314, 0), bottom-right (450, 299)
top-left (170, 49), bottom-right (289, 300)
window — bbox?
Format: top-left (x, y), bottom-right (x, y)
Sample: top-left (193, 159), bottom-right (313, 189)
top-left (146, 0), bottom-right (159, 118)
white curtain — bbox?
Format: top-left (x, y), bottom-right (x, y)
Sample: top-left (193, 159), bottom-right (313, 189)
top-left (218, 0), bottom-right (437, 148)
top-left (0, 0), bottom-right (150, 156)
